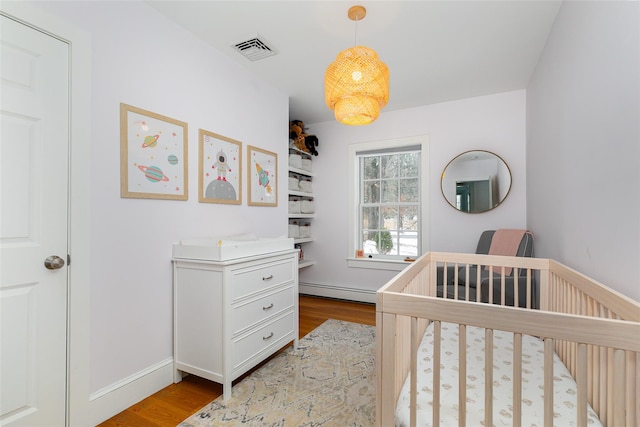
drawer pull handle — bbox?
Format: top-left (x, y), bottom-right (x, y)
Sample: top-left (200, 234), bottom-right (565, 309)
top-left (262, 275), bottom-right (274, 281)
top-left (263, 332), bottom-right (274, 340)
top-left (263, 303), bottom-right (274, 311)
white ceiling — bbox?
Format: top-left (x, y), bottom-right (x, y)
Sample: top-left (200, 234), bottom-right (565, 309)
top-left (146, 1), bottom-right (561, 124)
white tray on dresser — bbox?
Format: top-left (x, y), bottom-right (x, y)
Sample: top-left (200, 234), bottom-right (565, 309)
top-left (173, 236), bottom-right (294, 261)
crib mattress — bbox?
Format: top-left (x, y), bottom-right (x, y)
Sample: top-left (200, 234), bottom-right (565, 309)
top-left (395, 322), bottom-right (603, 427)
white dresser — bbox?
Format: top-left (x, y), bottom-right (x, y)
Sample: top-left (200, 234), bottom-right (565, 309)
top-left (172, 238), bottom-right (298, 400)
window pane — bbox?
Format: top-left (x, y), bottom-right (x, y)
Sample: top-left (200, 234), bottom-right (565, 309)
top-left (381, 206), bottom-right (398, 231)
top-left (363, 157), bottom-right (379, 179)
top-left (363, 181), bottom-right (379, 203)
top-left (361, 206), bottom-right (379, 230)
top-left (362, 231), bottom-right (378, 254)
top-left (381, 155), bottom-right (397, 178)
top-left (400, 178), bottom-right (419, 202)
top-left (400, 206), bottom-right (418, 230)
top-left (399, 153), bottom-right (419, 177)
top-left (398, 231), bottom-right (418, 256)
top-left (381, 180), bottom-right (398, 203)
top-left (373, 230), bottom-right (394, 255)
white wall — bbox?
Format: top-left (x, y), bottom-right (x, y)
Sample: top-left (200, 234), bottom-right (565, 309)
top-left (301, 90), bottom-right (528, 297)
top-left (32, 1), bottom-right (289, 422)
top-left (527, 1), bottom-right (640, 301)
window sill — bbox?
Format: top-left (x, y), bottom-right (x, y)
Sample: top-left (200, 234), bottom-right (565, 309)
top-left (347, 257), bottom-right (413, 271)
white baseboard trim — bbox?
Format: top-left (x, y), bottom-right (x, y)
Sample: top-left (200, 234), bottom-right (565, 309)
top-left (298, 282), bottom-right (376, 304)
top-left (89, 357), bottom-right (174, 426)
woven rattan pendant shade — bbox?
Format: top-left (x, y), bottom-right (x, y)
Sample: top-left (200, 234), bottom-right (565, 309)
top-left (324, 6), bottom-right (389, 126)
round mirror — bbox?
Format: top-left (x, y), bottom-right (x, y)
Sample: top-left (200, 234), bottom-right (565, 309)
top-left (441, 150), bottom-right (511, 213)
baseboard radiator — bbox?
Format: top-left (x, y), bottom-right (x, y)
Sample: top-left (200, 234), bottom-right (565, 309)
top-left (299, 282), bottom-right (376, 304)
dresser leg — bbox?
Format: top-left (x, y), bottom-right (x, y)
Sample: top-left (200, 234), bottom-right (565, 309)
top-left (223, 380), bottom-right (232, 400)
top-left (174, 368), bottom-right (184, 384)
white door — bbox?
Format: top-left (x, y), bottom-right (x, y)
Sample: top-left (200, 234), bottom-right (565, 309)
top-left (1, 14), bottom-right (69, 427)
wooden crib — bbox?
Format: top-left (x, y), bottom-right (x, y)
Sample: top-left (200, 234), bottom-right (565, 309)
top-left (376, 251), bottom-right (640, 427)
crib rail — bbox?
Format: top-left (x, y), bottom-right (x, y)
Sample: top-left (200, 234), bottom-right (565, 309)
top-left (376, 252), bottom-right (640, 427)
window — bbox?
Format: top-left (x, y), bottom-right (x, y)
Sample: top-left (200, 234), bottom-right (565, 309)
top-left (347, 136), bottom-right (429, 267)
top-left (359, 149), bottom-right (420, 257)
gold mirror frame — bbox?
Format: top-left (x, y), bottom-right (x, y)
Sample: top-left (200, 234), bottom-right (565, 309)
top-left (441, 150), bottom-right (512, 213)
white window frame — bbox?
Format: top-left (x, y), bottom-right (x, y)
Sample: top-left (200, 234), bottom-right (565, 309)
top-left (347, 135), bottom-right (430, 270)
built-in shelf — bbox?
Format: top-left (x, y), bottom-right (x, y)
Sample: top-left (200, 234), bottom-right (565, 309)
top-left (289, 166), bottom-right (314, 177)
top-left (299, 260), bottom-right (316, 269)
top-left (289, 190), bottom-right (313, 198)
top-left (294, 237), bottom-right (313, 244)
top-left (288, 144), bottom-right (315, 271)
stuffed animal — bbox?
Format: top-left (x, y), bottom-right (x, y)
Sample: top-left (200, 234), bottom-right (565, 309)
top-left (289, 120), bottom-right (319, 156)
top-left (304, 135), bottom-right (319, 156)
top-left (289, 120), bottom-right (307, 152)
top-left (289, 120), bottom-right (304, 140)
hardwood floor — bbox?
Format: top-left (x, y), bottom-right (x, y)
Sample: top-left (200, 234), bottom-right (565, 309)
top-left (97, 295), bottom-right (375, 427)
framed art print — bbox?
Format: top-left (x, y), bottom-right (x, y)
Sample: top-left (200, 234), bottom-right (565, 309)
top-left (199, 129), bottom-right (242, 204)
top-left (247, 145), bottom-right (277, 206)
top-left (120, 103), bottom-right (188, 200)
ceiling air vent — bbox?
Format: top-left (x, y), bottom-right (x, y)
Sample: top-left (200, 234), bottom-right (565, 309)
top-left (231, 34), bottom-right (278, 62)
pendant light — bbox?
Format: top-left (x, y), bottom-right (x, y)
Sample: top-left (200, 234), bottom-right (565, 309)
top-left (325, 5), bottom-right (389, 126)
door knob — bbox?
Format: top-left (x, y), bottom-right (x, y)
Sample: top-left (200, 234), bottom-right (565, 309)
top-left (44, 255), bottom-right (65, 270)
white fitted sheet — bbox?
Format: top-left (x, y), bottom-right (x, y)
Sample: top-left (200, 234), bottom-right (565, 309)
top-left (395, 322), bottom-right (603, 427)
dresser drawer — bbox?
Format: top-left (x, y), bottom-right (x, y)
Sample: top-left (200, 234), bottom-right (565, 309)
top-left (233, 312), bottom-right (295, 371)
top-left (231, 259), bottom-right (294, 300)
top-left (233, 286), bottom-right (294, 334)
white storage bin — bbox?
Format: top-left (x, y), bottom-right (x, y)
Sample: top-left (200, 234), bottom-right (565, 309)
top-left (298, 179), bottom-right (312, 193)
top-left (288, 154), bottom-right (302, 169)
top-left (300, 200), bottom-right (315, 214)
top-left (288, 176), bottom-right (299, 191)
top-left (299, 224), bottom-right (311, 238)
top-left (301, 158), bottom-right (312, 172)
top-left (288, 224), bottom-right (299, 238)
top-left (288, 200), bottom-right (301, 214)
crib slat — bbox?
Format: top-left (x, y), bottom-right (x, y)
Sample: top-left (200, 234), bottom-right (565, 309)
top-left (526, 269), bottom-right (532, 308)
top-left (625, 351), bottom-right (636, 427)
top-left (613, 349), bottom-right (625, 426)
top-left (433, 321), bottom-right (441, 427)
top-left (599, 345), bottom-right (608, 425)
top-left (500, 272), bottom-right (506, 306)
top-left (463, 265), bottom-right (470, 301)
top-left (635, 352), bottom-right (639, 427)
top-left (410, 317), bottom-right (418, 427)
top-left (513, 333), bottom-right (522, 427)
top-left (484, 328), bottom-right (493, 427)
top-left (453, 265), bottom-right (459, 300)
top-left (489, 265), bottom-right (494, 304)
top-left (475, 266), bottom-right (481, 302)
top-left (379, 312), bottom-right (397, 427)
top-left (577, 343), bottom-right (587, 427)
top-left (514, 271), bottom-right (520, 308)
top-left (442, 262), bottom-right (449, 299)
top-left (607, 347), bottom-right (614, 426)
top-left (544, 338), bottom-right (554, 427)
top-left (459, 324), bottom-right (467, 426)
top-left (588, 344), bottom-right (595, 415)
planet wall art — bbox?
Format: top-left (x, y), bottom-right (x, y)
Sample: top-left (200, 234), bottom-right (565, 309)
top-left (120, 103), bottom-right (188, 200)
top-left (138, 165), bottom-right (169, 183)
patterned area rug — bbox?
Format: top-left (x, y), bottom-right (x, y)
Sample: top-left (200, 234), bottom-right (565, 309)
top-left (178, 319), bottom-right (376, 426)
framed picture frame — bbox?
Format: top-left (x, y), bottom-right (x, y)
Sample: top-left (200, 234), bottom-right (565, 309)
top-left (247, 145), bottom-right (277, 206)
top-left (198, 129), bottom-right (242, 204)
top-left (120, 103), bottom-right (188, 200)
